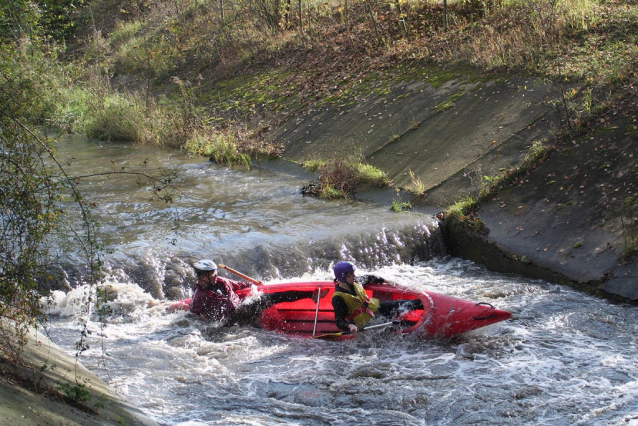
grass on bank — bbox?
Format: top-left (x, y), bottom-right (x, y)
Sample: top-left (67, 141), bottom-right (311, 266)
top-left (391, 195), bottom-right (413, 212)
top-left (88, 0), bottom-right (638, 95)
top-left (55, 0), bottom-right (637, 161)
top-left (184, 131), bottom-right (252, 168)
top-left (14, 0), bottom-right (638, 193)
top-left (445, 138), bottom-right (555, 231)
top-left (445, 195), bottom-right (487, 233)
top-left (407, 170), bottom-right (427, 198)
top-left (478, 140), bottom-right (554, 200)
top-left (64, 0), bottom-right (637, 190)
top-left (44, 65), bottom-right (279, 167)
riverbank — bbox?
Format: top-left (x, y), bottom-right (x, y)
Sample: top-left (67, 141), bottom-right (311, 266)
top-left (259, 70), bottom-right (637, 304)
top-left (445, 99), bottom-right (638, 303)
top-left (0, 318), bottom-right (159, 426)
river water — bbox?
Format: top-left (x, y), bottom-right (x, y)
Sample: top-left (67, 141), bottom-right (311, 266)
top-left (41, 136), bottom-right (638, 425)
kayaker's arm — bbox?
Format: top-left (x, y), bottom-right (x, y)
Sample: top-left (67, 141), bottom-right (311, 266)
top-left (231, 280), bottom-right (253, 291)
top-left (357, 274), bottom-right (399, 287)
top-left (357, 274), bottom-right (386, 286)
top-left (218, 276), bottom-right (252, 291)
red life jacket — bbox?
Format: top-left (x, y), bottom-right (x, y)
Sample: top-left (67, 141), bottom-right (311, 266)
top-left (190, 277), bottom-right (250, 321)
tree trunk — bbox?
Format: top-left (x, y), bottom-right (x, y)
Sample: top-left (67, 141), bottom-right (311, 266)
top-left (395, 0), bottom-right (408, 39)
top-left (345, 0), bottom-right (349, 31)
top-left (367, 1), bottom-right (381, 47)
top-left (298, 0), bottom-right (303, 35)
top-left (284, 0), bottom-right (291, 28)
top-left (444, 0), bottom-right (448, 32)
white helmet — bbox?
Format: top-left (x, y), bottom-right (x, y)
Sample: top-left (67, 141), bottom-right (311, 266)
top-left (193, 259), bottom-right (217, 271)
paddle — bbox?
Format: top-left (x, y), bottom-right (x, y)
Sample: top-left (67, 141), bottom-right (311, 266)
top-left (315, 321), bottom-right (397, 340)
top-left (218, 264), bottom-right (263, 285)
top-left (312, 285), bottom-right (323, 337)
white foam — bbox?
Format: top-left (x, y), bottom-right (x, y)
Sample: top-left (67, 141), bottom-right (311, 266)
top-left (42, 260), bottom-right (638, 426)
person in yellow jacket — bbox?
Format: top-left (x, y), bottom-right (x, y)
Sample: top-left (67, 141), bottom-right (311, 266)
top-left (331, 261), bottom-right (423, 333)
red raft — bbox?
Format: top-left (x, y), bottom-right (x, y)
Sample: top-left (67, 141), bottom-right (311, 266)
top-left (169, 281), bottom-right (512, 339)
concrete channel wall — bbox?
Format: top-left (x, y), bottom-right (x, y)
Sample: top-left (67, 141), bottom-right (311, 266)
top-left (267, 72), bottom-right (637, 303)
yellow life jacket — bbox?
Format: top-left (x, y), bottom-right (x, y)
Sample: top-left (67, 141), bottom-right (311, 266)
top-left (334, 282), bottom-right (380, 328)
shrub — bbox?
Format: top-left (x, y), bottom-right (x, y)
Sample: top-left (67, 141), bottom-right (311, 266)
top-left (320, 184), bottom-right (346, 199)
top-left (184, 131), bottom-right (252, 169)
top-left (391, 200), bottom-right (412, 212)
top-left (524, 140), bottom-right (552, 166)
top-left (302, 159), bottom-right (327, 172)
top-left (408, 170), bottom-right (426, 197)
top-left (356, 162), bottom-right (389, 187)
top-left (59, 382), bottom-right (92, 403)
top-left (302, 155), bottom-right (389, 199)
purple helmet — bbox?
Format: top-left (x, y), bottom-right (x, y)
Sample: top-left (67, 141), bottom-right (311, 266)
top-left (333, 261), bottom-right (355, 281)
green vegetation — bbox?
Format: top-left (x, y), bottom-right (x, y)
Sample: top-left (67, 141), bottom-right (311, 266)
top-left (0, 13), bottom-right (179, 362)
top-left (184, 131), bottom-right (252, 169)
top-left (0, 0), bottom-right (86, 43)
top-left (523, 140), bottom-right (553, 167)
top-left (434, 91), bottom-right (465, 112)
top-left (463, 137), bottom-right (557, 231)
top-left (391, 188), bottom-right (412, 212)
top-left (40, 0), bottom-right (633, 201)
top-left (302, 159), bottom-right (327, 172)
top-left (357, 162), bottom-right (389, 186)
top-left (391, 200), bottom-right (413, 212)
top-left (478, 138), bottom-right (555, 201)
top-left (0, 44), bottom-right (82, 348)
top-left (13, 0), bottom-right (626, 170)
top-left (407, 170), bottom-right (427, 198)
top-left (445, 196), bottom-right (486, 233)
top-left (5, 0), bottom-right (636, 174)
top-left (303, 155), bottom-right (389, 199)
top-left (320, 184), bottom-right (347, 199)
top-left (447, 196), bottom-right (478, 219)
top-left (59, 382), bottom-right (92, 403)
top-left (407, 172), bottom-right (427, 196)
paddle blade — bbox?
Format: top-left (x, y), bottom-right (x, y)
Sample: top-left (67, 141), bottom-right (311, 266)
top-left (315, 332), bottom-right (347, 340)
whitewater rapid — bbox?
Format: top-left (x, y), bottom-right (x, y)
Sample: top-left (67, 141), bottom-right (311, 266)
top-left (42, 260), bottom-right (638, 426)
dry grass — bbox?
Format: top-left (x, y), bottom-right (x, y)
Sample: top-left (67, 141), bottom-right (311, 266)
top-left (80, 0), bottom-right (636, 112)
top-left (69, 0), bottom-right (637, 165)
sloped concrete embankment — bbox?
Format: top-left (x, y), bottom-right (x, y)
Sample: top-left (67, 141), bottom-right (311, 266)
top-left (0, 319), bottom-right (159, 426)
top-left (269, 71), bottom-right (637, 303)
top-left (468, 110), bottom-right (637, 303)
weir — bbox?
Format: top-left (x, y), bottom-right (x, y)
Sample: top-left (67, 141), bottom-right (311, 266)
top-left (49, 135), bottom-right (446, 299)
top-left (100, 220), bottom-right (445, 299)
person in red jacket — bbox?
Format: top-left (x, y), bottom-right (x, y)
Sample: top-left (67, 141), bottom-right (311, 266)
top-left (189, 259), bottom-right (323, 325)
top-left (190, 259), bottom-right (251, 322)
